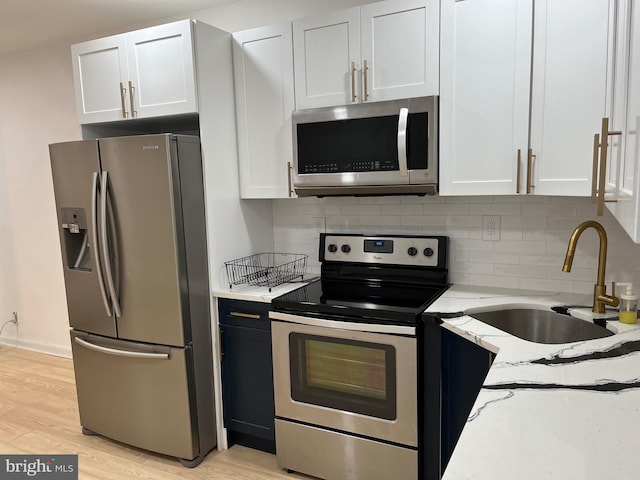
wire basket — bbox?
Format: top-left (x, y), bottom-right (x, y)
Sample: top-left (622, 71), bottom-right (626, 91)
top-left (225, 253), bottom-right (308, 291)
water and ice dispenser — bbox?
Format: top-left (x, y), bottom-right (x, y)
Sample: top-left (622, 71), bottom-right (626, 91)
top-left (61, 207), bottom-right (91, 271)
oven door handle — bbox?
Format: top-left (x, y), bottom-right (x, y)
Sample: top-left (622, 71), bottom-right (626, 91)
top-left (269, 311), bottom-right (416, 336)
top-left (397, 107), bottom-right (409, 177)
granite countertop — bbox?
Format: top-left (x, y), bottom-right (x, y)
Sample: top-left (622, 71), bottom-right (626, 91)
top-left (426, 285), bottom-right (640, 480)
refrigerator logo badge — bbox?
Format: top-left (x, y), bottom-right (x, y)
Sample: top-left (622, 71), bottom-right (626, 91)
top-left (142, 145), bottom-right (159, 150)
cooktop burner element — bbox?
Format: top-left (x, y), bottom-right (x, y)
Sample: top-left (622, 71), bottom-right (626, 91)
top-left (271, 233), bottom-right (449, 325)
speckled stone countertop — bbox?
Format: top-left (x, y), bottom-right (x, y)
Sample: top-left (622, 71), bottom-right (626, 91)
top-left (426, 285), bottom-right (640, 480)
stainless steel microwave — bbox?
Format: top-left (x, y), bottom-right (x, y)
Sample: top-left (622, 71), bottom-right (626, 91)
top-left (292, 96), bottom-right (438, 197)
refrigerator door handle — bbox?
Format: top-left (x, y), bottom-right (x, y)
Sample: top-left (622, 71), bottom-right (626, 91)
top-left (74, 337), bottom-right (170, 360)
top-left (92, 172), bottom-right (112, 317)
top-left (100, 171), bottom-right (122, 318)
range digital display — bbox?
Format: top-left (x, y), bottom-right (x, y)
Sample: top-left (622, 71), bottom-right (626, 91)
top-left (364, 239), bottom-right (393, 254)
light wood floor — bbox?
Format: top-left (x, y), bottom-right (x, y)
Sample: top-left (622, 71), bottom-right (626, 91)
top-left (0, 346), bottom-right (306, 480)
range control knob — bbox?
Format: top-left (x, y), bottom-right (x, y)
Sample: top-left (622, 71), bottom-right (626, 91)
top-left (341, 244), bottom-right (351, 253)
top-left (328, 244), bottom-right (338, 253)
top-left (423, 247), bottom-right (434, 257)
top-left (407, 247), bottom-right (418, 256)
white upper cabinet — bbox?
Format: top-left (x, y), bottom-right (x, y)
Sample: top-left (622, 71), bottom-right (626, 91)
top-left (71, 35), bottom-right (129, 124)
top-left (71, 20), bottom-right (198, 124)
top-left (233, 23), bottom-right (296, 199)
top-left (293, 0), bottom-right (439, 109)
top-left (607, 0), bottom-right (640, 241)
top-left (293, 8), bottom-right (361, 109)
top-left (440, 0), bottom-right (615, 197)
top-left (125, 21), bottom-right (197, 119)
top-left (360, 0), bottom-right (439, 103)
top-left (439, 0), bottom-right (532, 195)
top-left (530, 0), bottom-right (614, 196)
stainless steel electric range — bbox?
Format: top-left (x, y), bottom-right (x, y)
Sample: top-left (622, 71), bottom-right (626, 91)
top-left (270, 233), bottom-right (449, 480)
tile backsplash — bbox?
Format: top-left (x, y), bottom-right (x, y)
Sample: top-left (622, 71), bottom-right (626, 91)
top-left (272, 195), bottom-right (640, 295)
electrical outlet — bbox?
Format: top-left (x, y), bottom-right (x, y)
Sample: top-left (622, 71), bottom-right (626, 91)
top-left (482, 215), bottom-right (501, 241)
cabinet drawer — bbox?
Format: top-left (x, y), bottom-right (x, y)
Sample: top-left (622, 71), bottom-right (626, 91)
top-left (218, 298), bottom-right (271, 329)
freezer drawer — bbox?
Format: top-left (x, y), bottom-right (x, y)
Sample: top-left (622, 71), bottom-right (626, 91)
top-left (70, 331), bottom-right (199, 460)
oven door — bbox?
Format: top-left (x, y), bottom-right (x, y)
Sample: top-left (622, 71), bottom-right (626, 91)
top-left (270, 312), bottom-right (417, 447)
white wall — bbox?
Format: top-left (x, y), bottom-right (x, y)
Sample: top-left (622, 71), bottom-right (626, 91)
top-left (0, 46), bottom-right (81, 355)
top-left (0, 91), bottom-right (17, 341)
top-left (273, 195), bottom-right (640, 294)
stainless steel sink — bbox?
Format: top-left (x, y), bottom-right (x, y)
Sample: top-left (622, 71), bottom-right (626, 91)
top-left (467, 308), bottom-right (614, 344)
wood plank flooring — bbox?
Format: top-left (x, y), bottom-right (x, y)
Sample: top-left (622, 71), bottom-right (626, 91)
top-left (0, 346), bottom-right (307, 480)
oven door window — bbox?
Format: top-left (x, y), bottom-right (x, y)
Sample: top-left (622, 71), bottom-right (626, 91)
top-left (289, 333), bottom-right (396, 420)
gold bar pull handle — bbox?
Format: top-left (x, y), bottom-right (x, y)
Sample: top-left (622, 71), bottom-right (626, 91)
top-left (592, 133), bottom-right (600, 203)
top-left (218, 328), bottom-right (223, 363)
top-left (128, 80), bottom-right (137, 118)
top-left (526, 149), bottom-right (535, 194)
top-left (287, 161), bottom-right (293, 197)
top-left (119, 82), bottom-right (128, 118)
top-left (516, 149), bottom-right (522, 194)
top-left (350, 61), bottom-right (357, 103)
top-left (229, 311), bottom-right (262, 320)
top-left (597, 117), bottom-right (622, 216)
top-left (363, 59), bottom-right (369, 101)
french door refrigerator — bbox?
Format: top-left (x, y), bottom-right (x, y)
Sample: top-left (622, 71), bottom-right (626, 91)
top-left (49, 134), bottom-right (216, 467)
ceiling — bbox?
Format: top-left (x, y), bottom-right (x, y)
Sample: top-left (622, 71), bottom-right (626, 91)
top-left (0, 0), bottom-right (238, 57)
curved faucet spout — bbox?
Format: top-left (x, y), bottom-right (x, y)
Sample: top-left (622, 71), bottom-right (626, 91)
top-left (562, 220), bottom-right (618, 314)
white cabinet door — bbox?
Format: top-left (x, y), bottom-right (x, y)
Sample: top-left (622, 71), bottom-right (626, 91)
top-left (360, 0), bottom-right (439, 102)
top-left (439, 0), bottom-right (532, 196)
top-left (71, 35), bottom-right (129, 123)
top-left (530, 0), bottom-right (615, 196)
top-left (293, 8), bottom-right (361, 109)
top-left (126, 20), bottom-right (198, 119)
top-left (611, 0), bottom-right (640, 241)
top-left (233, 24), bottom-right (295, 199)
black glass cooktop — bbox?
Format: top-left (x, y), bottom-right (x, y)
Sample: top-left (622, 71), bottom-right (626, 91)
top-left (271, 279), bottom-right (448, 325)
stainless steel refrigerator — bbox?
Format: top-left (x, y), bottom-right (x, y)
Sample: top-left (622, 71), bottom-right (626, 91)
top-left (49, 134), bottom-right (216, 467)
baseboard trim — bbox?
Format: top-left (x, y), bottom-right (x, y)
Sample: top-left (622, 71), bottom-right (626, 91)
top-left (0, 338), bottom-right (72, 358)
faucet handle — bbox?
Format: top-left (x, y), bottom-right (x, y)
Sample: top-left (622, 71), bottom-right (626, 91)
top-left (611, 281), bottom-right (616, 297)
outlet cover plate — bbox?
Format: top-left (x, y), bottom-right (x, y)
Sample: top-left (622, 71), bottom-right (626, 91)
top-left (483, 215), bottom-right (501, 241)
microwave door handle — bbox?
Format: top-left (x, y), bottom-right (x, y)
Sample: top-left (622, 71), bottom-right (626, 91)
top-left (397, 107), bottom-right (409, 177)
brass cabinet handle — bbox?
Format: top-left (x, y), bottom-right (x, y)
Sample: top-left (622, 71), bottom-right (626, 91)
top-left (119, 82), bottom-right (128, 118)
top-left (526, 149), bottom-right (535, 194)
top-left (516, 149), bottom-right (522, 194)
top-left (363, 59), bottom-right (369, 101)
top-left (218, 328), bottom-right (223, 363)
top-left (591, 133), bottom-right (600, 203)
top-left (287, 161), bottom-right (293, 197)
top-left (351, 61), bottom-right (357, 103)
top-left (230, 311), bottom-right (262, 320)
top-left (128, 80), bottom-right (137, 118)
top-left (596, 117), bottom-right (622, 216)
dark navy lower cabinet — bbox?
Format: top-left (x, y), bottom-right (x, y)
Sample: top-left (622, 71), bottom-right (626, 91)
top-left (218, 298), bottom-right (276, 453)
top-left (422, 315), bottom-right (495, 480)
top-left (441, 326), bottom-right (494, 472)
